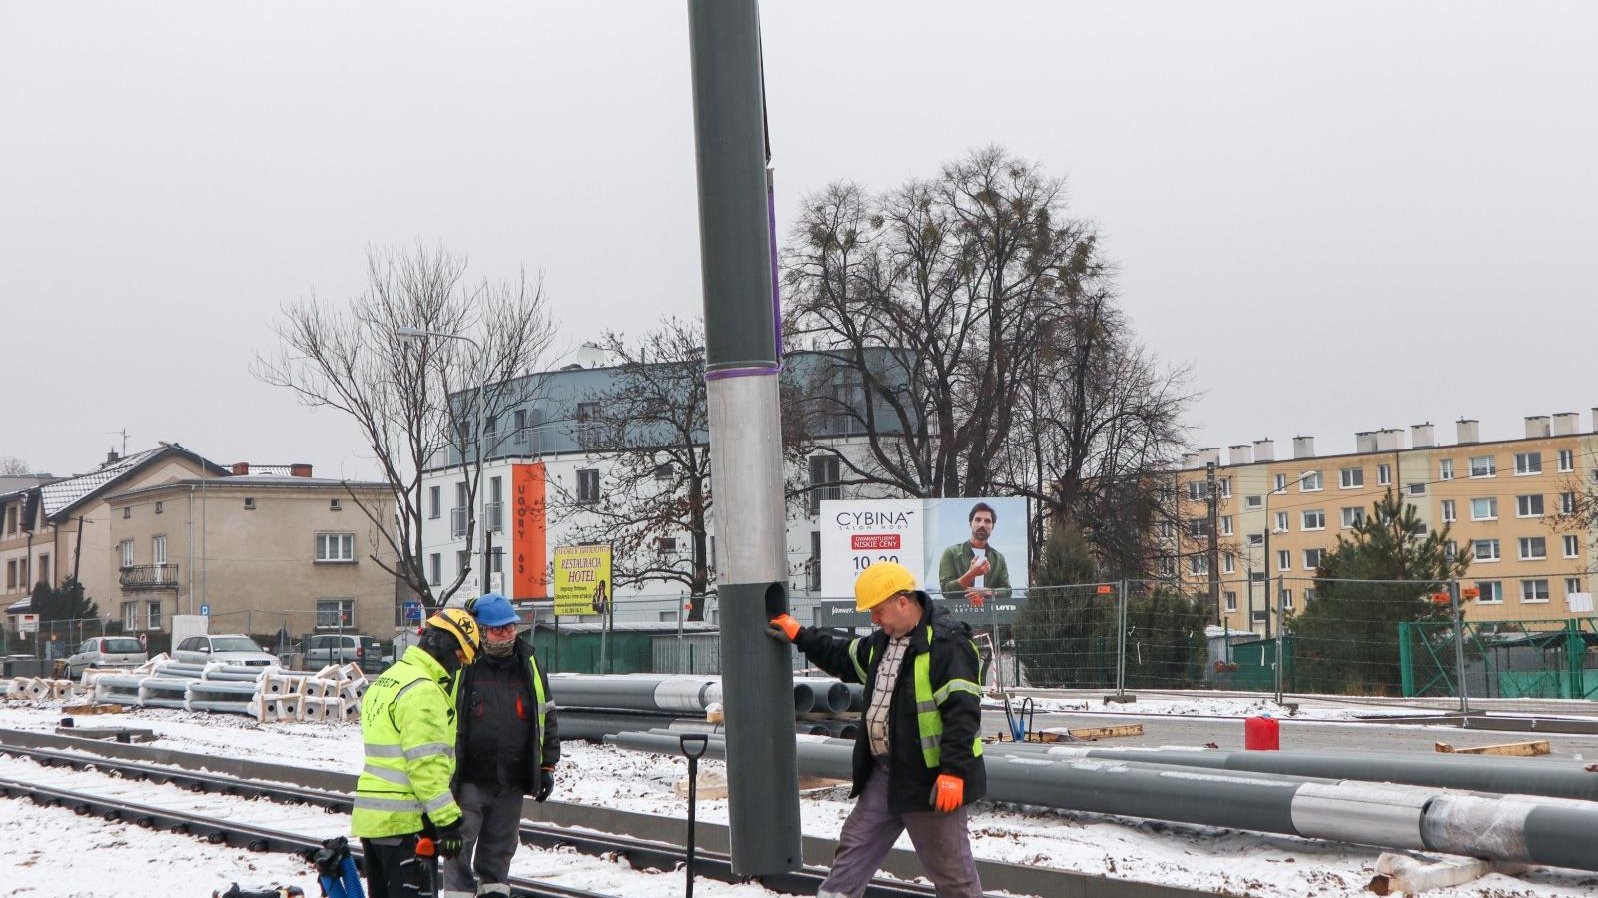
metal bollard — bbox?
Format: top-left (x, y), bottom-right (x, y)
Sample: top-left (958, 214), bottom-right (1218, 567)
top-left (679, 733), bottom-right (710, 898)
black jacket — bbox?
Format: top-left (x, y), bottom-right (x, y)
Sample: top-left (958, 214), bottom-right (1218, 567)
top-left (794, 595), bottom-right (986, 814)
top-left (452, 639), bottom-right (559, 794)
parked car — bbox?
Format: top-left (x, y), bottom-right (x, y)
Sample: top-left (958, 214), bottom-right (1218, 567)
top-left (302, 634), bottom-right (384, 673)
top-left (65, 636), bottom-right (148, 679)
top-left (172, 634), bottom-right (278, 667)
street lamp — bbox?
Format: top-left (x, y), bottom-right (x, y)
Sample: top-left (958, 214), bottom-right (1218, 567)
top-left (1260, 470), bottom-right (1317, 638)
top-left (395, 326), bottom-right (495, 597)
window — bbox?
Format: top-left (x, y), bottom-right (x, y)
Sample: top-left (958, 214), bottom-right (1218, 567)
top-left (1514, 452), bottom-right (1542, 475)
top-left (1303, 588), bottom-right (1316, 604)
top-left (1560, 491), bottom-right (1577, 515)
top-left (1187, 519), bottom-right (1208, 539)
top-left (1157, 557), bottom-right (1175, 577)
top-left (1278, 587), bottom-right (1293, 610)
top-left (1520, 579), bottom-right (1550, 603)
top-left (1407, 482), bottom-right (1426, 496)
top-left (1303, 547), bottom-right (1324, 569)
top-left (155, 501), bottom-right (163, 514)
top-left (451, 481), bottom-right (468, 536)
top-left (1158, 520), bottom-right (1175, 539)
top-left (576, 401), bottom-right (600, 422)
top-left (1224, 591), bottom-right (1238, 612)
top-left (1339, 467), bottom-right (1364, 488)
top-left (316, 532), bottom-right (356, 562)
top-left (1515, 494), bottom-right (1544, 517)
top-left (1475, 581), bottom-right (1503, 604)
top-left (147, 600), bottom-right (162, 630)
top-left (1441, 499), bottom-right (1456, 522)
top-left (484, 414), bottom-right (497, 436)
top-left (1218, 478), bottom-right (1231, 498)
top-left (1518, 537), bottom-right (1546, 560)
top-left (1277, 550), bottom-right (1290, 571)
top-left (1414, 520), bottom-right (1428, 535)
top-left (656, 536), bottom-right (679, 555)
top-left (457, 550), bottom-right (469, 577)
top-left (1340, 507), bottom-right (1364, 528)
top-left (122, 507), bottom-right (131, 519)
top-left (1565, 577), bottom-right (1584, 597)
top-left (122, 602), bottom-right (139, 629)
top-left (1438, 459), bottom-right (1454, 481)
top-left (119, 539), bottom-right (135, 569)
top-left (37, 554), bottom-right (49, 587)
top-left (485, 475), bottom-right (503, 533)
top-left (1222, 552), bottom-right (1235, 574)
top-left (1219, 515), bottom-right (1233, 536)
top-left (1274, 511), bottom-right (1288, 532)
top-left (1187, 481), bottom-right (1209, 501)
top-left (809, 531), bottom-right (822, 591)
top-left (1249, 571), bottom-right (1266, 583)
top-left (330, 498), bottom-right (342, 511)
top-left (1558, 449), bottom-right (1574, 472)
top-left (1188, 555), bottom-right (1208, 576)
top-left (429, 553), bottom-right (441, 586)
top-left (316, 598), bottom-right (355, 629)
top-left (1472, 539), bottom-right (1500, 562)
top-left (1300, 471), bottom-right (1322, 491)
top-left (243, 496), bottom-right (256, 510)
top-left (1302, 510), bottom-right (1325, 530)
top-left (1377, 463), bottom-right (1392, 486)
top-left (1273, 473), bottom-right (1287, 492)
top-left (513, 408), bottom-right (527, 435)
top-left (1247, 533), bottom-right (1264, 547)
top-left (3, 559), bottom-right (13, 589)
top-left (1244, 495), bottom-right (1262, 510)
top-left (653, 462), bottom-right (674, 481)
top-left (1470, 497), bottom-right (1497, 521)
top-left (1444, 539), bottom-right (1457, 560)
top-left (1469, 455), bottom-right (1495, 478)
top-left (152, 535), bottom-right (166, 566)
top-left (428, 485), bottom-right (440, 519)
top-left (576, 468), bottom-right (600, 504)
top-left (1564, 534), bottom-right (1579, 558)
top-left (807, 455), bottom-right (841, 515)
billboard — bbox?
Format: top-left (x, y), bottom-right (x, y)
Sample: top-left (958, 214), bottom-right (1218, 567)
top-left (819, 497), bottom-right (1029, 601)
top-left (552, 544), bottom-right (612, 616)
top-left (511, 463), bottom-right (548, 600)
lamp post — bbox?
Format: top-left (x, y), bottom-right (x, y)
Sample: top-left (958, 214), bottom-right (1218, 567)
top-left (396, 326), bottom-right (495, 597)
top-left (1260, 471), bottom-right (1315, 638)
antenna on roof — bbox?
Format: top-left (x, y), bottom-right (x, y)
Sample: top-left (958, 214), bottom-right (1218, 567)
top-left (105, 429), bottom-right (129, 457)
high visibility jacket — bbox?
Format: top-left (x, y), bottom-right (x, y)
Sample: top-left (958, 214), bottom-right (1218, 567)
top-left (352, 646), bottom-right (462, 838)
top-left (452, 639), bottom-right (559, 792)
top-left (793, 596), bottom-right (986, 814)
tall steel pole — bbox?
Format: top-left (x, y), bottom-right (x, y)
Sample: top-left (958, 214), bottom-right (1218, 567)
top-left (686, 0), bottom-right (801, 876)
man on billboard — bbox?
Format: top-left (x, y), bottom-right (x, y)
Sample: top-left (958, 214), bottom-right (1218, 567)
top-left (937, 502), bottom-right (1010, 603)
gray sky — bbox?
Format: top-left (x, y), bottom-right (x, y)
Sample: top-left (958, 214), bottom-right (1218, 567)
top-left (5, 2), bottom-right (1594, 480)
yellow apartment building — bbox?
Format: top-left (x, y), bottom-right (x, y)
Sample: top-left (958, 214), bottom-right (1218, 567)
top-left (1167, 414), bottom-right (1598, 633)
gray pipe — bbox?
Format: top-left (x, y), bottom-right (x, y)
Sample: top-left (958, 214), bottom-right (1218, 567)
top-left (606, 733), bottom-right (1598, 872)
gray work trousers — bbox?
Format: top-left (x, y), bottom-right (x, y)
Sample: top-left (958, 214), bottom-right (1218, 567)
top-left (442, 781), bottom-right (524, 897)
top-left (817, 765), bottom-right (983, 898)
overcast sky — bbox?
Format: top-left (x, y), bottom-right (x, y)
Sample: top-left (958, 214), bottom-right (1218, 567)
top-left (4, 2), bottom-right (1594, 481)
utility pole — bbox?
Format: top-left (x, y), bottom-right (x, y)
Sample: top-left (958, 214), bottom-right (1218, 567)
top-left (1205, 461), bottom-right (1219, 624)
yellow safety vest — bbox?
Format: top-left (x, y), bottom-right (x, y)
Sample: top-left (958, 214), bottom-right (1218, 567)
top-left (352, 647), bottom-right (461, 838)
top-left (857, 626), bottom-right (985, 768)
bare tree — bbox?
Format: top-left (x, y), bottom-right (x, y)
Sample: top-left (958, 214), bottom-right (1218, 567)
top-left (0, 456), bottom-right (30, 476)
top-left (256, 243), bottom-right (557, 611)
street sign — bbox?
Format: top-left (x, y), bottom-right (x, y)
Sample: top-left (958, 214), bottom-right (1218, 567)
top-left (18, 613), bottom-right (38, 634)
top-left (200, 603), bottom-right (210, 616)
top-left (403, 600), bottom-right (423, 623)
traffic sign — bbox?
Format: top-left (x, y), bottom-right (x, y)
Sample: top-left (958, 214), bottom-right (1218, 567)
top-left (403, 600), bottom-right (423, 622)
top-left (200, 603), bottom-right (210, 616)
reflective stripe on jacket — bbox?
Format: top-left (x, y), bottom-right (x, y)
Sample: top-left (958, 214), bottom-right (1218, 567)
top-left (452, 638), bottom-right (559, 794)
top-left (352, 646), bottom-right (462, 838)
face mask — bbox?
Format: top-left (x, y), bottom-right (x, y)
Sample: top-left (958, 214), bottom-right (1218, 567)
top-left (483, 632), bottom-right (518, 657)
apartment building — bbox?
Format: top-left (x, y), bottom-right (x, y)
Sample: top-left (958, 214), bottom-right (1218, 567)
top-left (1168, 413), bottom-right (1598, 633)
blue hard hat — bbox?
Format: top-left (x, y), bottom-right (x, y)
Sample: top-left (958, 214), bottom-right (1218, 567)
top-left (467, 592), bottom-right (519, 627)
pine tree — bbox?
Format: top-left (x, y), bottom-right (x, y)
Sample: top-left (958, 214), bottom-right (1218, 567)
top-left (1014, 522), bottom-right (1115, 687)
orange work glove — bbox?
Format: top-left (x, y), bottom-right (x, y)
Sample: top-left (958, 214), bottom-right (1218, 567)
top-left (930, 773), bottom-right (963, 812)
top-left (767, 613), bottom-right (801, 642)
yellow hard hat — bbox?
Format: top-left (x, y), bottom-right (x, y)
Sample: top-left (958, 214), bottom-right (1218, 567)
top-left (854, 561), bottom-right (918, 612)
top-left (426, 608), bottom-right (482, 665)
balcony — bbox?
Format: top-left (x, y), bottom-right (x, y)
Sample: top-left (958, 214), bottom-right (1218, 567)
top-left (484, 502), bottom-right (503, 533)
top-left (120, 563), bottom-right (179, 590)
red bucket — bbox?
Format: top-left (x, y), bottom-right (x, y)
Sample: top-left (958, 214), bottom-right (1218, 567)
top-left (1244, 715), bottom-right (1279, 751)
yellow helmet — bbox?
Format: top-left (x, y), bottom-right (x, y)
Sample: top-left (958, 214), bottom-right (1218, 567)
top-left (425, 608), bottom-right (482, 665)
top-left (854, 561), bottom-right (918, 612)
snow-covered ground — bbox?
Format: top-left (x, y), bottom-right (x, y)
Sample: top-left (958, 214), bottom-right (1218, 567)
top-left (2, 698), bottom-right (1596, 898)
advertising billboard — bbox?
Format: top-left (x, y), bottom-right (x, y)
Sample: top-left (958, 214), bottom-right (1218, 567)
top-left (819, 496), bottom-right (1029, 601)
top-left (552, 544), bottom-right (612, 616)
top-left (511, 462), bottom-right (548, 600)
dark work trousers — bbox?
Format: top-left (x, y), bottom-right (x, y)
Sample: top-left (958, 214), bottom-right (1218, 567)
top-left (817, 763), bottom-right (982, 898)
top-left (362, 833), bottom-right (437, 898)
top-left (442, 781), bottom-right (525, 897)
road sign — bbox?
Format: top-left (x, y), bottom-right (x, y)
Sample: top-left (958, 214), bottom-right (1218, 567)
top-left (403, 600), bottom-right (423, 622)
top-left (199, 603), bottom-right (210, 616)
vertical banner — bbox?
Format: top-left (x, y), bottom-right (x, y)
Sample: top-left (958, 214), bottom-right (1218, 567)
top-left (511, 463), bottom-right (548, 600)
top-left (552, 545), bottom-right (612, 616)
top-left (818, 499), bottom-right (924, 597)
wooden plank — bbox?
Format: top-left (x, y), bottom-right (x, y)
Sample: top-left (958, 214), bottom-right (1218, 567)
top-left (1065, 724), bottom-right (1145, 741)
top-left (1434, 740), bottom-right (1550, 756)
top-left (60, 703), bottom-right (127, 716)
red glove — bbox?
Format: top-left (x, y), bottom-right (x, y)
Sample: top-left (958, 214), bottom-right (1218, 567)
top-left (931, 774), bottom-right (963, 812)
top-left (768, 613), bottom-right (801, 642)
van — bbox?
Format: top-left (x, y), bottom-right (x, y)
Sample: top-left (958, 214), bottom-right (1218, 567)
top-left (65, 636), bottom-right (148, 679)
top-left (304, 634), bottom-right (384, 673)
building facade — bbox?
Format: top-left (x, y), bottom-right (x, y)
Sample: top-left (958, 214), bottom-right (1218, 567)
top-left (1168, 415), bottom-right (1598, 632)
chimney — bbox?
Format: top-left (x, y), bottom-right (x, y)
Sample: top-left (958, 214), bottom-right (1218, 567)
top-left (1197, 447), bottom-right (1221, 467)
top-left (1355, 431), bottom-right (1378, 454)
top-left (1228, 444), bottom-right (1253, 466)
top-left (106, 449), bottom-right (120, 465)
top-left (1410, 423), bottom-right (1435, 448)
top-left (1180, 452), bottom-right (1198, 469)
top-left (1456, 419), bottom-right (1479, 445)
top-left (1376, 429), bottom-right (1403, 452)
top-left (1525, 416), bottom-right (1551, 439)
top-left (1552, 412), bottom-right (1578, 436)
top-left (231, 462), bottom-right (250, 475)
top-left (1292, 435), bottom-right (1315, 459)
top-left (290, 463), bottom-right (314, 478)
top-left (1252, 439), bottom-right (1275, 462)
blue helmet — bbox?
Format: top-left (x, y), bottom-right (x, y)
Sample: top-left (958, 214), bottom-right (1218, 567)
top-left (467, 592), bottom-right (519, 627)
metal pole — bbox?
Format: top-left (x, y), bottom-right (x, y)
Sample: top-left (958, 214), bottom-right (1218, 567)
top-left (1116, 580), bottom-right (1128, 700)
top-left (1449, 580), bottom-right (1471, 722)
top-left (1274, 574), bottom-right (1286, 705)
top-left (687, 0), bottom-right (800, 875)
top-left (677, 598), bottom-right (685, 675)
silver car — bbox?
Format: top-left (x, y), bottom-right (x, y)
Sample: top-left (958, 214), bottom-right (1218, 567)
top-left (172, 634), bottom-right (278, 667)
top-left (65, 636), bottom-right (148, 679)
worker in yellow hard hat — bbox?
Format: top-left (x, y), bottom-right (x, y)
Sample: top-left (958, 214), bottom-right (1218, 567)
top-left (769, 561), bottom-right (986, 898)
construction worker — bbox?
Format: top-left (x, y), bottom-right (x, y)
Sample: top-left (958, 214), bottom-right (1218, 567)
top-left (353, 608), bottom-right (482, 898)
top-left (443, 593), bottom-right (559, 898)
top-left (769, 561), bottom-right (986, 898)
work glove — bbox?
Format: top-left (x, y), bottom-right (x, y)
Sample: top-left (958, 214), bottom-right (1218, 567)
top-left (930, 774), bottom-right (964, 813)
top-left (434, 820), bottom-right (464, 860)
top-left (536, 766), bottom-right (556, 803)
top-left (767, 613), bottom-right (801, 643)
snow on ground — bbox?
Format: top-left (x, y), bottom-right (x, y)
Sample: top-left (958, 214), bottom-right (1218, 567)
top-left (2, 699), bottom-right (1596, 897)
